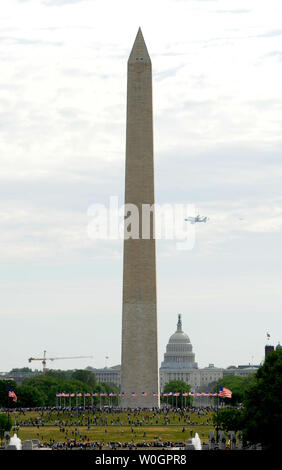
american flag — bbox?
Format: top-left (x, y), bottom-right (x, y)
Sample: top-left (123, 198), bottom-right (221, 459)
top-left (153, 392), bottom-right (159, 397)
top-left (131, 392), bottom-right (137, 397)
top-left (92, 392), bottom-right (98, 397)
top-left (9, 389), bottom-right (17, 402)
top-left (77, 392), bottom-right (82, 397)
top-left (219, 386), bottom-right (232, 398)
top-left (141, 392), bottom-right (148, 396)
top-left (173, 392), bottom-right (180, 397)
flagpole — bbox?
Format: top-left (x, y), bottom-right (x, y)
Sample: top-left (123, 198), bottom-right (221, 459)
top-left (216, 384), bottom-right (219, 443)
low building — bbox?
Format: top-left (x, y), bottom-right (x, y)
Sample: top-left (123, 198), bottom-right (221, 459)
top-left (223, 364), bottom-right (260, 377)
top-left (88, 365), bottom-right (121, 388)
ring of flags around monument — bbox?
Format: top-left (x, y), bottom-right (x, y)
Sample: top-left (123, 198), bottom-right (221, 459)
top-left (56, 388), bottom-right (232, 399)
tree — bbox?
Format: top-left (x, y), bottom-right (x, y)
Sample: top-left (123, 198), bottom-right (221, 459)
top-left (0, 414), bottom-right (12, 446)
top-left (45, 369), bottom-right (70, 380)
top-left (213, 408), bottom-right (244, 433)
top-left (242, 349), bottom-right (282, 450)
top-left (16, 385), bottom-right (46, 407)
top-left (162, 380), bottom-right (191, 407)
top-left (71, 370), bottom-right (97, 388)
top-left (9, 367), bottom-right (33, 374)
top-left (214, 374), bottom-right (256, 405)
top-left (22, 375), bottom-right (94, 406)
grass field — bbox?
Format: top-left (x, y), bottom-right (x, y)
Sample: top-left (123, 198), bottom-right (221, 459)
top-left (9, 409), bottom-right (216, 447)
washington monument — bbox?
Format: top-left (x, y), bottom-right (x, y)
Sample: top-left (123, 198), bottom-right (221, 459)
top-left (120, 28), bottom-right (160, 408)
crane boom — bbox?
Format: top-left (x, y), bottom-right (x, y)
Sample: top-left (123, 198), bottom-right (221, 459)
top-left (29, 356), bottom-right (93, 361)
top-left (28, 351), bottom-right (93, 372)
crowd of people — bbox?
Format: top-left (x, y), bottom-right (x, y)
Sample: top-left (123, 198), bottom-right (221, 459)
top-left (2, 406), bottom-right (224, 450)
top-left (9, 405), bottom-right (216, 428)
top-left (33, 439), bottom-right (187, 450)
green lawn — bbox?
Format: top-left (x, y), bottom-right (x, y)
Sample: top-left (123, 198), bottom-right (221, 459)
top-left (9, 409), bottom-right (215, 447)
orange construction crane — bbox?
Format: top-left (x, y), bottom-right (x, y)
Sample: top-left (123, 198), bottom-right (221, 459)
top-left (28, 350), bottom-right (93, 372)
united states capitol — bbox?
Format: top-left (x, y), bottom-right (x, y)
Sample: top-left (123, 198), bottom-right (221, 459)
top-left (88, 314), bottom-right (261, 393)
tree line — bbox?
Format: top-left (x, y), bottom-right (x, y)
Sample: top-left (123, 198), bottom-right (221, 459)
top-left (0, 369), bottom-right (119, 408)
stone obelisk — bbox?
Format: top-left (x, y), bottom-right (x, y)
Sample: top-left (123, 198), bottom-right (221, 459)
top-left (121, 28), bottom-right (159, 408)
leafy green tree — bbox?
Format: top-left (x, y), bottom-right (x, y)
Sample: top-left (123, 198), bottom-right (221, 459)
top-left (16, 385), bottom-right (46, 407)
top-left (45, 369), bottom-right (70, 380)
top-left (162, 380), bottom-right (191, 407)
top-left (213, 408), bottom-right (244, 433)
top-left (9, 367), bottom-right (33, 374)
top-left (22, 376), bottom-right (62, 405)
top-left (0, 414), bottom-right (12, 445)
top-left (214, 374), bottom-right (256, 405)
top-left (242, 349), bottom-right (282, 450)
top-left (22, 375), bottom-right (94, 406)
top-left (71, 370), bottom-right (97, 388)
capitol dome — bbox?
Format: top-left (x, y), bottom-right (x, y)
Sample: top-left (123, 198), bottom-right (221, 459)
top-left (161, 314), bottom-right (198, 370)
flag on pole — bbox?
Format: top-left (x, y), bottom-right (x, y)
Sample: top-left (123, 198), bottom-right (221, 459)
top-left (153, 392), bottom-right (159, 397)
top-left (141, 392), bottom-right (148, 397)
top-left (8, 389), bottom-right (17, 402)
top-left (219, 386), bottom-right (232, 398)
top-left (131, 392), bottom-right (137, 397)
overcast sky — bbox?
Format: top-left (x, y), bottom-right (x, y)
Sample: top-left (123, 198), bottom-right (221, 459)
top-left (0, 0), bottom-right (282, 374)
